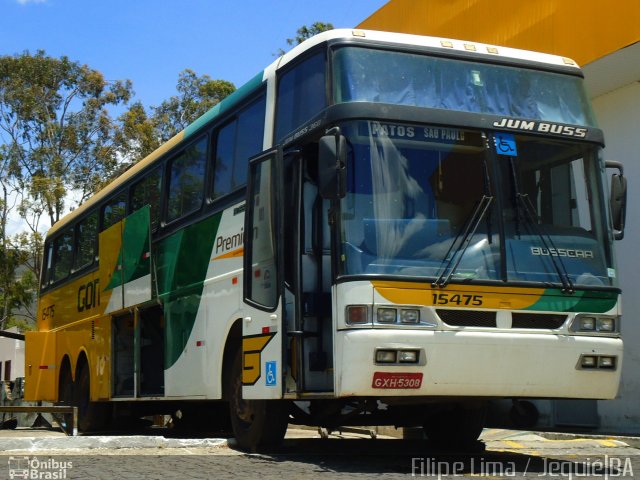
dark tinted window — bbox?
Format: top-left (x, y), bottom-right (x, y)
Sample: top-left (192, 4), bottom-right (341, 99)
top-left (275, 52), bottom-right (326, 141)
top-left (52, 229), bottom-right (74, 283)
top-left (213, 121), bottom-right (236, 199)
top-left (102, 193), bottom-right (127, 230)
top-left (132, 166), bottom-right (162, 230)
top-left (212, 95), bottom-right (266, 199)
top-left (73, 211), bottom-right (98, 270)
top-left (167, 137), bottom-right (207, 222)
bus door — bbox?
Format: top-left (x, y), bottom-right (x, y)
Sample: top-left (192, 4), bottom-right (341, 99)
top-left (242, 148), bottom-right (285, 400)
top-left (99, 205), bottom-right (153, 397)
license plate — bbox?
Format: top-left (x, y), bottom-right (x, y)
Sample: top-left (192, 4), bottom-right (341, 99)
top-left (372, 372), bottom-right (423, 389)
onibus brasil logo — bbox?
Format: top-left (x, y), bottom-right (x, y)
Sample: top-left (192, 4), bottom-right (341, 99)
top-left (8, 456), bottom-right (73, 479)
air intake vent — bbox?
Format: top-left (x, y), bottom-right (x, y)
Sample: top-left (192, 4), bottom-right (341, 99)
top-left (91, 320), bottom-right (95, 340)
top-left (437, 310), bottom-right (496, 327)
top-left (512, 313), bottom-right (567, 330)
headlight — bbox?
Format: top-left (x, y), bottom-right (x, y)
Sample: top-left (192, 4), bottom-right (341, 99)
top-left (571, 315), bottom-right (618, 334)
top-left (398, 350), bottom-right (419, 363)
top-left (579, 316), bottom-right (596, 331)
top-left (597, 318), bottom-right (615, 332)
top-left (400, 309), bottom-right (420, 324)
top-left (377, 308), bottom-right (397, 323)
top-left (375, 349), bottom-right (397, 363)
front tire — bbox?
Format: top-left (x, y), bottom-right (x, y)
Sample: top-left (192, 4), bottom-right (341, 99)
top-left (423, 404), bottom-right (486, 447)
top-left (227, 349), bottom-right (289, 451)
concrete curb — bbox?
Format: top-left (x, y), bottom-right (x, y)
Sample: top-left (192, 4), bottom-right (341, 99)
top-left (539, 431), bottom-right (640, 449)
top-left (1, 435), bottom-right (228, 452)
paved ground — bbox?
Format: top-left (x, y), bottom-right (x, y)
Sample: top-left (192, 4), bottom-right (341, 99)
top-left (0, 427), bottom-right (638, 479)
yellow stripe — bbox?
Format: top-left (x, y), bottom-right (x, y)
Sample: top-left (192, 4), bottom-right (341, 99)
top-left (212, 247), bottom-right (244, 261)
top-left (372, 280), bottom-right (545, 310)
top-left (503, 440), bottom-right (524, 449)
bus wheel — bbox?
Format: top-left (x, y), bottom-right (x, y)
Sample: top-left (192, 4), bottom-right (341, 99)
top-left (227, 349), bottom-right (289, 451)
top-left (57, 365), bottom-right (74, 431)
top-left (75, 362), bottom-right (110, 432)
top-left (422, 404), bottom-right (486, 448)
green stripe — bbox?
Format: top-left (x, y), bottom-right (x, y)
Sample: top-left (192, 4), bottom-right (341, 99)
top-left (525, 289), bottom-right (618, 313)
top-left (184, 71), bottom-right (264, 139)
top-left (156, 212), bottom-right (223, 368)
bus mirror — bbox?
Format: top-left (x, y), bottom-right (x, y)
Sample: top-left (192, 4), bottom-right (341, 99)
top-left (318, 132), bottom-right (347, 200)
top-left (606, 160), bottom-right (627, 241)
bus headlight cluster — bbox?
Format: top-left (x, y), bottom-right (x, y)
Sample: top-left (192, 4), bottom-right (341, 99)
top-left (375, 348), bottom-right (420, 364)
top-left (376, 307), bottom-right (420, 324)
top-left (570, 315), bottom-right (618, 334)
top-left (578, 354), bottom-right (617, 370)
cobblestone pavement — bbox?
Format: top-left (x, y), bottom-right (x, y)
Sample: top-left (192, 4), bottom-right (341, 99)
top-left (1, 428), bottom-right (639, 479)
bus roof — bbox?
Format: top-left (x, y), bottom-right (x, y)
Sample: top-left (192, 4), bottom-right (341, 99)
top-left (47, 28), bottom-right (581, 238)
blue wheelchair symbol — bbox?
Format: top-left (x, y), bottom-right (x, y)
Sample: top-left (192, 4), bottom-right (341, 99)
top-left (494, 133), bottom-right (517, 156)
top-left (265, 361), bottom-right (277, 386)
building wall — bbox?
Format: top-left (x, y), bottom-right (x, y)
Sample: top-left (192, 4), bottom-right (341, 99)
top-left (0, 327), bottom-right (25, 382)
top-left (590, 81), bottom-right (640, 433)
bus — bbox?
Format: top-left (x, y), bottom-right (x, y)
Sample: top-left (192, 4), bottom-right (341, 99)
top-left (25, 29), bottom-right (627, 449)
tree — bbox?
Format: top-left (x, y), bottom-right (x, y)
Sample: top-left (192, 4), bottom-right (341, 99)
top-left (151, 69), bottom-right (235, 143)
top-left (0, 51), bottom-right (133, 328)
top-left (116, 69), bottom-right (235, 162)
top-left (0, 50), bottom-right (134, 226)
top-left (277, 22), bottom-right (334, 55)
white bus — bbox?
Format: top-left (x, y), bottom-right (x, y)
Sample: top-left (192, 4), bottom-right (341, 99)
top-left (26, 29), bottom-right (627, 450)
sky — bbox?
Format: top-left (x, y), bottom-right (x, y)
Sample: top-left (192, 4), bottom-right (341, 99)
top-left (1, 0), bottom-right (388, 109)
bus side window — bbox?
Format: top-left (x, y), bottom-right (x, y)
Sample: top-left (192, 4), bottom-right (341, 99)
top-left (166, 136), bottom-right (207, 222)
top-left (131, 166), bottom-right (162, 230)
top-left (211, 95), bottom-right (266, 200)
top-left (102, 193), bottom-right (127, 231)
top-left (275, 51), bottom-right (326, 142)
top-left (73, 210), bottom-right (98, 271)
top-left (51, 228), bottom-right (74, 283)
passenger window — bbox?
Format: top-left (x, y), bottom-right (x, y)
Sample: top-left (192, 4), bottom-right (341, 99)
top-left (167, 137), bottom-right (207, 222)
top-left (213, 121), bottom-right (236, 199)
top-left (212, 95), bottom-right (266, 199)
top-left (275, 52), bottom-right (326, 141)
top-left (132, 166), bottom-right (162, 230)
top-left (73, 211), bottom-right (98, 271)
top-left (102, 193), bottom-right (127, 230)
top-left (52, 229), bottom-right (74, 283)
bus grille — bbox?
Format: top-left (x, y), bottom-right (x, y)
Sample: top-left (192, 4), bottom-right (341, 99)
top-left (511, 313), bottom-right (567, 329)
top-left (437, 310), bottom-right (496, 327)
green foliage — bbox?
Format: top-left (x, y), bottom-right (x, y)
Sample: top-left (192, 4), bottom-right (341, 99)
top-left (115, 69), bottom-right (235, 163)
top-left (277, 22), bottom-right (335, 56)
top-left (0, 233), bottom-right (38, 331)
top-left (0, 50), bottom-right (134, 224)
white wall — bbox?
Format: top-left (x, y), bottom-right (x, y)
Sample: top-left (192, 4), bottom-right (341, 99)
top-left (591, 81), bottom-right (640, 433)
top-left (0, 327), bottom-right (25, 382)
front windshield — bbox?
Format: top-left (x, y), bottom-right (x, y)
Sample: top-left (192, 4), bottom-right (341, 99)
top-left (338, 120), bottom-right (614, 288)
top-left (499, 135), bottom-right (614, 287)
top-left (333, 47), bottom-right (597, 127)
top-left (340, 121), bottom-right (501, 281)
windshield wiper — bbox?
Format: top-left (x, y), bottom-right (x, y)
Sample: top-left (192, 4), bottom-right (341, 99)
top-left (508, 158), bottom-right (575, 294)
top-left (432, 195), bottom-right (493, 288)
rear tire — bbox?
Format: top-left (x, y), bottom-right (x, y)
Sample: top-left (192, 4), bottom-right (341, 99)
top-left (75, 361), bottom-right (110, 432)
top-left (423, 404), bottom-right (486, 447)
top-left (226, 349), bottom-right (289, 451)
top-left (57, 364), bottom-right (75, 431)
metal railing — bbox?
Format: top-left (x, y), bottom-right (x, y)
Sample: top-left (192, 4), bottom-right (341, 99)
top-left (0, 405), bottom-right (78, 436)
